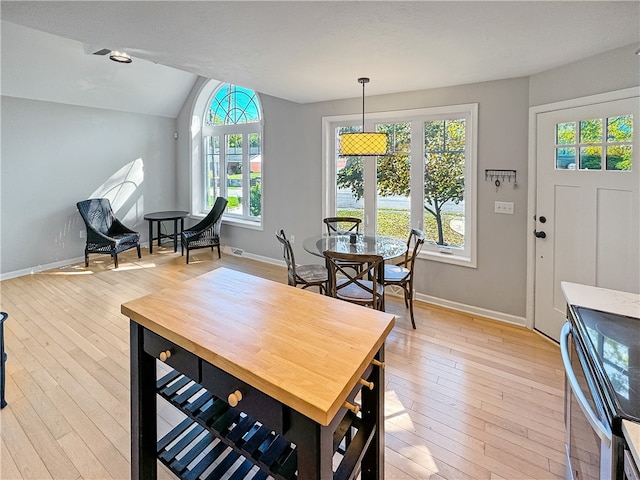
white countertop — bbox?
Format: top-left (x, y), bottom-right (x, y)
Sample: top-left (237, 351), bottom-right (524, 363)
top-left (561, 281), bottom-right (640, 318)
top-left (561, 282), bottom-right (640, 469)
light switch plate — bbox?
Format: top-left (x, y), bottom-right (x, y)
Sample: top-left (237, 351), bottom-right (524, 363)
top-left (495, 201), bottom-right (514, 215)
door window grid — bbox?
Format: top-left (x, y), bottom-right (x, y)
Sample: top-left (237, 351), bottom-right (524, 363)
top-left (555, 115), bottom-right (633, 171)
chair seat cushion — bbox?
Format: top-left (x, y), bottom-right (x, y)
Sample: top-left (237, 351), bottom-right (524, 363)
top-left (296, 264), bottom-right (328, 283)
top-left (336, 279), bottom-right (383, 301)
top-left (111, 232), bottom-right (139, 243)
top-left (384, 264), bottom-right (410, 282)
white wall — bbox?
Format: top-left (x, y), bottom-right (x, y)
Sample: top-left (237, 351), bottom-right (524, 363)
top-left (0, 96), bottom-right (178, 275)
top-left (530, 43), bottom-right (640, 106)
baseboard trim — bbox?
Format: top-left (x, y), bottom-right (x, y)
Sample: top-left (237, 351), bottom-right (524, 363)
top-left (414, 292), bottom-right (527, 327)
top-left (223, 245), bottom-right (285, 268)
top-left (0, 256), bottom-right (85, 281)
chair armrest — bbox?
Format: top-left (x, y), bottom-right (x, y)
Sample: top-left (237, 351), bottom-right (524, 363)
top-left (85, 225), bottom-right (117, 244)
top-left (109, 219), bottom-right (139, 236)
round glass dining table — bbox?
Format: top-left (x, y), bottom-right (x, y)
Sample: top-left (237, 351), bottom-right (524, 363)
top-left (303, 234), bottom-right (407, 260)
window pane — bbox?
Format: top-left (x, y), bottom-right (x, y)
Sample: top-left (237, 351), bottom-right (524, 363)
top-left (580, 146), bottom-right (602, 170)
top-left (557, 122), bottom-right (576, 145)
top-left (424, 120), bottom-right (466, 248)
top-left (208, 84), bottom-right (260, 125)
top-left (336, 127), bottom-right (364, 220)
top-left (607, 115), bottom-right (633, 142)
top-left (226, 134), bottom-right (243, 214)
top-left (580, 119), bottom-right (602, 144)
top-left (249, 133), bottom-right (261, 218)
top-left (380, 122), bottom-right (411, 154)
top-left (607, 145), bottom-right (632, 171)
top-left (556, 147), bottom-right (576, 170)
top-left (445, 119), bottom-right (466, 151)
top-left (204, 136), bottom-right (220, 210)
top-left (375, 123), bottom-right (410, 238)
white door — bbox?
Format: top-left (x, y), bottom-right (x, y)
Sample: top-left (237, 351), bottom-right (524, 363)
top-left (534, 96), bottom-right (640, 341)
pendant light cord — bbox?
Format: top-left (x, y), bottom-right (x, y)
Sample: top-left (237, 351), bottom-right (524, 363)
top-left (358, 77), bottom-right (370, 131)
top-left (362, 80), bottom-right (365, 130)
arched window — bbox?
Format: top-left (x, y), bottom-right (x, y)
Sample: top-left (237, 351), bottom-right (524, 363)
top-left (199, 82), bottom-right (263, 225)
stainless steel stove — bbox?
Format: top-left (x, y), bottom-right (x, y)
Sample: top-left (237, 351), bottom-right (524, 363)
top-left (561, 305), bottom-right (640, 480)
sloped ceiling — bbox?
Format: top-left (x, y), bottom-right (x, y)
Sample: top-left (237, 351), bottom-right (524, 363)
top-left (2, 1), bottom-right (639, 106)
top-left (1, 21), bottom-right (197, 118)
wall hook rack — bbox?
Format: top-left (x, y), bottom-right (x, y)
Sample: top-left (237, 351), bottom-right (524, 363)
top-left (485, 169), bottom-right (517, 191)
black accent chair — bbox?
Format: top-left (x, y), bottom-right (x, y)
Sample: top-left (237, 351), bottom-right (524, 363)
top-left (76, 198), bottom-right (141, 268)
top-left (181, 197), bottom-right (228, 264)
top-left (276, 229), bottom-right (328, 294)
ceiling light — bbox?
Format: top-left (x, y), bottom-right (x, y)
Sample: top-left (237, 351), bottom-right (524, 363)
top-left (340, 78), bottom-right (388, 156)
top-left (109, 50), bottom-right (132, 63)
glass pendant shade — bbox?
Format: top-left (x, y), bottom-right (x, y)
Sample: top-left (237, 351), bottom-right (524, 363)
top-left (340, 132), bottom-right (388, 156)
top-left (340, 77), bottom-right (388, 156)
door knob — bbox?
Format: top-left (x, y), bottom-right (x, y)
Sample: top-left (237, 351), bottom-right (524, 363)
top-left (534, 230), bottom-right (546, 239)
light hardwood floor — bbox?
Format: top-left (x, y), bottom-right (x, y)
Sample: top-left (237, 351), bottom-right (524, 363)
top-left (0, 247), bottom-right (566, 479)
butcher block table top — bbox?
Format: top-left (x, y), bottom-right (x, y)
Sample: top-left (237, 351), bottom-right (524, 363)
top-left (121, 267), bottom-right (395, 426)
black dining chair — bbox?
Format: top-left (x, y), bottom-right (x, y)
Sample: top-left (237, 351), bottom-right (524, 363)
top-left (324, 251), bottom-right (385, 311)
top-left (323, 216), bottom-right (362, 236)
top-left (181, 197), bottom-right (227, 264)
top-left (276, 230), bottom-right (328, 294)
top-left (381, 229), bottom-right (425, 328)
top-left (76, 198), bottom-right (141, 268)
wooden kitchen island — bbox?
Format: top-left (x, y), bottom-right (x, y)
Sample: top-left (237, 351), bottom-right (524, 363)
top-left (122, 267), bottom-right (395, 480)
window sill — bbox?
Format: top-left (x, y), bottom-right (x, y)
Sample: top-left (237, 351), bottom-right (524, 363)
top-left (189, 214), bottom-right (263, 231)
top-left (221, 216), bottom-right (263, 231)
top-left (419, 249), bottom-right (476, 268)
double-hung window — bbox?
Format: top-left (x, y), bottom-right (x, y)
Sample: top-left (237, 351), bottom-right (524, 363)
top-left (199, 83), bottom-right (263, 226)
top-left (323, 104), bottom-right (478, 267)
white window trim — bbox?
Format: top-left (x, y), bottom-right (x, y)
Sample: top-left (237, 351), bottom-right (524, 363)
top-left (190, 79), bottom-right (264, 229)
top-left (322, 103), bottom-right (478, 268)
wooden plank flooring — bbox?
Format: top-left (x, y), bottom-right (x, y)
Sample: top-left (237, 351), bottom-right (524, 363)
top-left (0, 247), bottom-right (565, 479)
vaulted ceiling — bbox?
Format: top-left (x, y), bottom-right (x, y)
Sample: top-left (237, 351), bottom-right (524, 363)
top-left (2, 1), bottom-right (639, 104)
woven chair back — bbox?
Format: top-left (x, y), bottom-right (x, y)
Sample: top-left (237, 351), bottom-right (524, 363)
top-left (76, 198), bottom-right (116, 235)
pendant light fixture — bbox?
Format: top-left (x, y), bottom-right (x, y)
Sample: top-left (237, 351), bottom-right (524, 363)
top-left (340, 77), bottom-right (388, 156)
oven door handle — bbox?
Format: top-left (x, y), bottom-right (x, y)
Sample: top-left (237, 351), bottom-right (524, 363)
top-left (560, 322), bottom-right (612, 446)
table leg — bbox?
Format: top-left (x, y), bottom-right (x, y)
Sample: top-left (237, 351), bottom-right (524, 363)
top-left (148, 220), bottom-right (153, 254)
top-left (173, 219), bottom-right (178, 253)
top-left (179, 219), bottom-right (184, 253)
top-left (130, 321), bottom-right (157, 480)
top-left (287, 411), bottom-right (334, 478)
top-left (361, 345), bottom-right (385, 479)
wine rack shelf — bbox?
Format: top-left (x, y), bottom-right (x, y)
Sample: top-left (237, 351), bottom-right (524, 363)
top-left (156, 369), bottom-right (373, 480)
